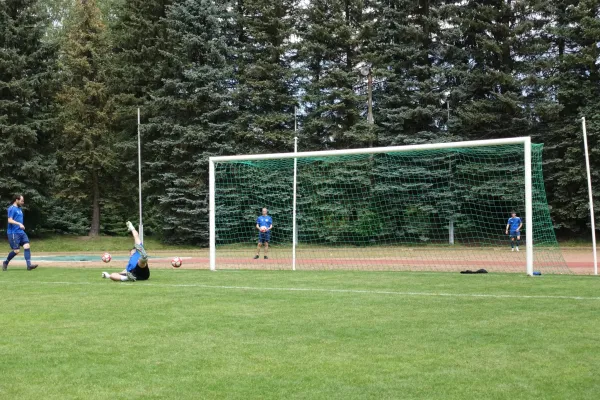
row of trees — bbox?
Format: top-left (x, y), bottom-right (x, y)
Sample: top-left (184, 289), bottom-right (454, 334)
top-left (0, 0), bottom-right (598, 243)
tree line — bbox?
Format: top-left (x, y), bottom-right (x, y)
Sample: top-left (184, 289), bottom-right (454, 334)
top-left (1, 0), bottom-right (598, 244)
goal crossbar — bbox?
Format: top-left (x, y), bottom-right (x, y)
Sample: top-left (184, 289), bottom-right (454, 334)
top-left (209, 137), bottom-right (534, 275)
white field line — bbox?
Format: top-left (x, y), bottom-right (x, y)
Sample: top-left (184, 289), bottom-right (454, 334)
top-left (0, 280), bottom-right (599, 301)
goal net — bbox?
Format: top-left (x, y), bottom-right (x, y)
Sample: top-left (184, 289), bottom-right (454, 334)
top-left (209, 138), bottom-right (570, 274)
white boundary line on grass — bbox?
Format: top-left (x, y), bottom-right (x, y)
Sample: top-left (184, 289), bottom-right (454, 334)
top-left (1, 280), bottom-right (599, 301)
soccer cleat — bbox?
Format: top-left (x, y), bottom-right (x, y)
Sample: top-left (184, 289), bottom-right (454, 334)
top-left (253, 255), bottom-right (259, 259)
top-left (126, 221), bottom-right (135, 232)
top-left (101, 272), bottom-right (110, 279)
top-left (27, 264), bottom-right (38, 271)
top-left (2, 261), bottom-right (7, 271)
top-left (516, 247), bottom-right (520, 252)
top-left (264, 256), bottom-right (268, 260)
top-left (126, 271), bottom-right (137, 282)
top-left (134, 243), bottom-right (148, 261)
top-left (511, 248), bottom-right (515, 252)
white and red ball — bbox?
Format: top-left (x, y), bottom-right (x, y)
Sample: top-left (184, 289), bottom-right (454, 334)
top-left (101, 252), bottom-right (112, 263)
top-left (171, 257), bottom-right (183, 268)
top-left (260, 226), bottom-right (267, 233)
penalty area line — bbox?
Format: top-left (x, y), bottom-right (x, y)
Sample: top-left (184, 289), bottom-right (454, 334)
top-left (0, 280), bottom-right (599, 301)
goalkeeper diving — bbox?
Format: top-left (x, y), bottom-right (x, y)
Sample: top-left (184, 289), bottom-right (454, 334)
top-left (101, 221), bottom-right (150, 282)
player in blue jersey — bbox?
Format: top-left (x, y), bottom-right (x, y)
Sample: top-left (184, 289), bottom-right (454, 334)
top-left (101, 221), bottom-right (149, 282)
top-left (505, 211), bottom-right (523, 252)
top-left (2, 195), bottom-right (38, 271)
top-left (254, 207), bottom-right (273, 260)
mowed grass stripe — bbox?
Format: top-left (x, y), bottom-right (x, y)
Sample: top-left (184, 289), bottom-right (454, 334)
top-left (2, 279), bottom-right (600, 301)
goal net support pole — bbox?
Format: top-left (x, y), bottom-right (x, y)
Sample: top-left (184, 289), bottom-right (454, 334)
top-left (209, 137), bottom-right (535, 275)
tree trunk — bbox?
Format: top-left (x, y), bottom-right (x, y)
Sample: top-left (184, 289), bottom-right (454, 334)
top-left (89, 170), bottom-right (100, 236)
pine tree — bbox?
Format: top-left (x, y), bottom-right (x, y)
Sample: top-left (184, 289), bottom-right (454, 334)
top-left (233, 0), bottom-right (297, 153)
top-left (55, 0), bottom-right (116, 236)
top-left (368, 0), bottom-right (447, 146)
top-left (106, 0), bottom-right (174, 234)
top-left (297, 0), bottom-right (373, 150)
top-left (527, 0), bottom-right (600, 236)
top-left (0, 0), bottom-right (57, 230)
top-left (144, 0), bottom-right (236, 244)
top-left (440, 0), bottom-right (532, 142)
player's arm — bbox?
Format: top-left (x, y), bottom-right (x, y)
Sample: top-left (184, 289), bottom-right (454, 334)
top-left (7, 211), bottom-right (24, 230)
top-left (268, 224), bottom-right (273, 231)
top-left (505, 221), bottom-right (510, 234)
top-left (517, 221), bottom-right (523, 232)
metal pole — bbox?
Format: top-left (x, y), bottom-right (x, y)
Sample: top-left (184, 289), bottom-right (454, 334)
top-left (292, 135), bottom-right (298, 271)
top-left (209, 160), bottom-right (216, 271)
top-left (211, 137), bottom-right (533, 163)
top-left (581, 117), bottom-right (598, 275)
top-left (524, 137), bottom-right (534, 276)
top-left (137, 108), bottom-right (143, 242)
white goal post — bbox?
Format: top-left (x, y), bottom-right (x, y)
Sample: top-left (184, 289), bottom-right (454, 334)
top-left (209, 137), bottom-right (535, 275)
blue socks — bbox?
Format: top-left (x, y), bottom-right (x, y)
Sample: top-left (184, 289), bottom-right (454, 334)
top-left (5, 251), bottom-right (17, 265)
top-left (24, 249), bottom-right (31, 267)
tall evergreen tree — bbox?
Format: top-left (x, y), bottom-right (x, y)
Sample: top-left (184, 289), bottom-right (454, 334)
top-left (233, 0), bottom-right (297, 153)
top-left (527, 0), bottom-right (600, 235)
top-left (297, 0), bottom-right (373, 150)
top-left (441, 0), bottom-right (532, 141)
top-left (370, 0), bottom-right (447, 146)
top-left (106, 0), bottom-right (173, 234)
top-left (55, 0), bottom-right (116, 236)
top-left (0, 0), bottom-right (57, 230)
top-left (144, 0), bottom-right (236, 244)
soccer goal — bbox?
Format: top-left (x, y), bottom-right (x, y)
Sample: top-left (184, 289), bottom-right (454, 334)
top-left (209, 137), bottom-right (570, 275)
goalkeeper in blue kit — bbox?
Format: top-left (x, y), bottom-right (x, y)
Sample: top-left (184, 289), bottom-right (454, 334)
top-left (505, 211), bottom-right (523, 252)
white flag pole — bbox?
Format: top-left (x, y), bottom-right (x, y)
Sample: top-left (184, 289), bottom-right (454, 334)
top-left (581, 117), bottom-right (597, 275)
top-left (138, 108), bottom-right (143, 242)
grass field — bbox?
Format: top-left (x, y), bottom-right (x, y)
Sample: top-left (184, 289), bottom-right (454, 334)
top-left (1, 268), bottom-right (599, 399)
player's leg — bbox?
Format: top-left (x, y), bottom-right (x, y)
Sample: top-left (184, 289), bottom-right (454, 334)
top-left (126, 221), bottom-right (148, 261)
top-left (515, 235), bottom-right (521, 251)
top-left (22, 235), bottom-right (38, 270)
top-left (3, 234), bottom-right (21, 271)
top-left (254, 242), bottom-right (262, 259)
top-left (263, 231), bottom-right (270, 259)
top-left (510, 235), bottom-right (515, 251)
top-left (102, 272), bottom-right (131, 282)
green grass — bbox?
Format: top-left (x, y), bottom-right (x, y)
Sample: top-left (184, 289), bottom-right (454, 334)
top-left (1, 269), bottom-right (599, 399)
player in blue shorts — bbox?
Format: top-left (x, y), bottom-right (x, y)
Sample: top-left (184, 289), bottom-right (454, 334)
top-left (101, 221), bottom-right (149, 282)
top-left (2, 195), bottom-right (38, 271)
top-left (505, 211), bottom-right (523, 252)
top-left (254, 207), bottom-right (273, 260)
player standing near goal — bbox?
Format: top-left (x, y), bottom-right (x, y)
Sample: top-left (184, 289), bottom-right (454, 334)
top-left (101, 221), bottom-right (149, 282)
top-left (254, 207), bottom-right (273, 260)
top-left (505, 211), bottom-right (523, 252)
top-left (2, 195), bottom-right (38, 271)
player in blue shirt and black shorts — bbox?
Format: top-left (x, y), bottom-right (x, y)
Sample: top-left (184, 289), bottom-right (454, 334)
top-left (254, 208), bottom-right (273, 260)
top-left (505, 211), bottom-right (523, 252)
top-left (3, 195), bottom-right (38, 271)
top-left (101, 221), bottom-right (150, 282)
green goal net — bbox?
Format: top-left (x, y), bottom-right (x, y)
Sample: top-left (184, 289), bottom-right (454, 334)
top-left (212, 142), bottom-right (569, 274)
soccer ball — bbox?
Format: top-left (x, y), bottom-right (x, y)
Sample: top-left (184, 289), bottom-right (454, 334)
top-left (171, 257), bottom-right (182, 268)
top-left (101, 252), bottom-right (111, 263)
top-left (260, 227), bottom-right (267, 233)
